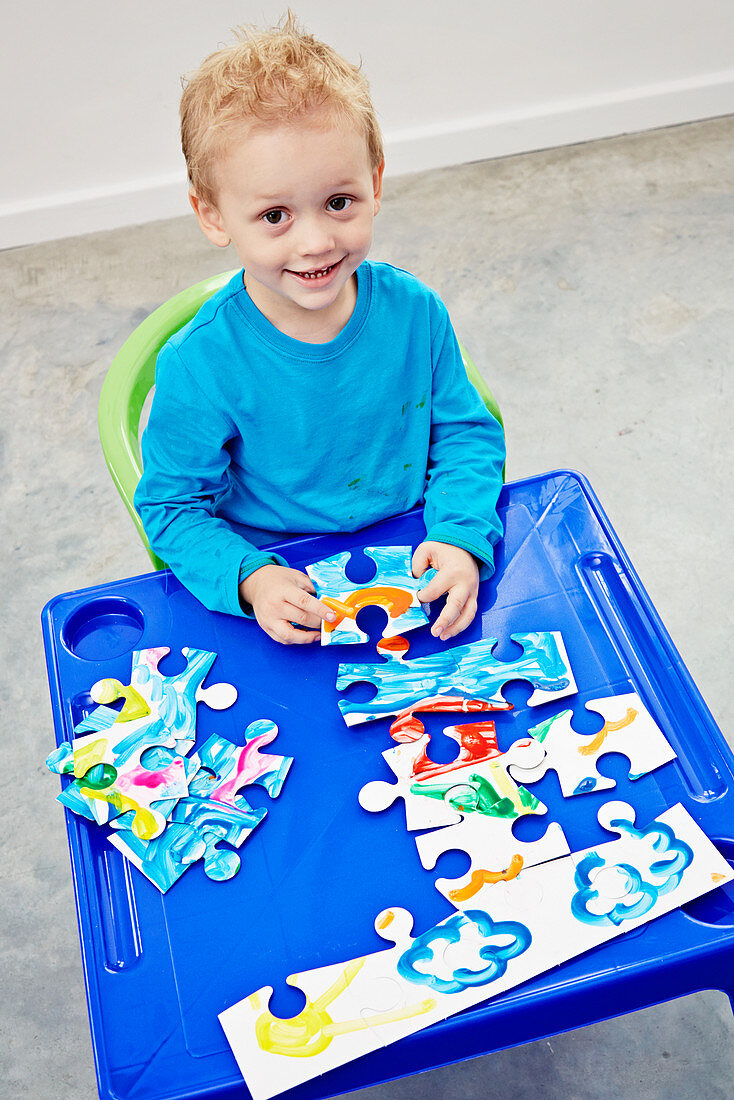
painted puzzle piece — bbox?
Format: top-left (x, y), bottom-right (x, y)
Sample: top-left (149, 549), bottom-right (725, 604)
top-left (569, 801), bottom-right (729, 927)
top-left (189, 720), bottom-right (293, 809)
top-left (507, 691), bottom-right (677, 797)
top-left (56, 705), bottom-right (188, 839)
top-left (415, 795), bottom-right (570, 908)
top-left (109, 793), bottom-right (264, 891)
top-left (306, 546), bottom-right (436, 646)
top-left (91, 645), bottom-right (237, 754)
top-left (219, 905), bottom-right (532, 1100)
top-left (358, 722), bottom-right (546, 832)
top-left (220, 808), bottom-right (732, 1100)
top-left (337, 630), bottom-right (577, 726)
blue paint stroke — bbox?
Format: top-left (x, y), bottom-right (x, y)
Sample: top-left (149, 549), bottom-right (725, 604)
top-left (337, 631), bottom-right (574, 725)
top-left (571, 817), bottom-right (694, 926)
top-left (132, 646), bottom-right (217, 745)
top-left (397, 909), bottom-right (531, 993)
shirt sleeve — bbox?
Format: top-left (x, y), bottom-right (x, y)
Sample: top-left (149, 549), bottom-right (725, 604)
top-left (134, 342), bottom-right (287, 616)
top-left (422, 299), bottom-right (506, 578)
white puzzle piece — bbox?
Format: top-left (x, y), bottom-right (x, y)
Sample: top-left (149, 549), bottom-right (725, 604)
top-left (507, 691), bottom-right (677, 797)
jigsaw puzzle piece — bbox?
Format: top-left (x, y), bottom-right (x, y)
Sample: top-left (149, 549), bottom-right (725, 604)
top-left (507, 691), bottom-right (677, 797)
top-left (359, 722), bottom-right (546, 832)
top-left (337, 630), bottom-right (576, 726)
top-left (189, 720), bottom-right (293, 809)
top-left (416, 809), bottom-right (570, 908)
top-left (109, 787), bottom-right (264, 890)
top-left (306, 545), bottom-right (436, 646)
top-left (56, 706), bottom-right (188, 838)
top-left (569, 801), bottom-right (733, 928)
top-left (92, 646), bottom-right (237, 754)
top-left (358, 734), bottom-right (464, 830)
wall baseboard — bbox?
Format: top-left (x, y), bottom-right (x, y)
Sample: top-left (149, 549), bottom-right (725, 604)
top-left (3, 70), bottom-right (733, 250)
top-left (384, 68), bottom-right (734, 175)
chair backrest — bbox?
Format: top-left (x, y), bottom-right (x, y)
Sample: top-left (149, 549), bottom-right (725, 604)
top-left (99, 270), bottom-right (505, 570)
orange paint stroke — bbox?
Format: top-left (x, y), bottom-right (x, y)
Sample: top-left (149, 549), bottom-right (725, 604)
top-left (323, 587), bottom-right (413, 633)
top-left (579, 708), bottom-right (638, 756)
top-left (711, 873), bottom-right (727, 885)
top-left (449, 854), bottom-right (525, 902)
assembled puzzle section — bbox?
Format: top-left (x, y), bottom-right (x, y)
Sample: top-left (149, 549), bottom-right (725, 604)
top-left (306, 546), bottom-right (436, 646)
top-left (220, 802), bottom-right (733, 1100)
top-left (337, 630), bottom-right (577, 726)
top-left (47, 647), bottom-right (293, 891)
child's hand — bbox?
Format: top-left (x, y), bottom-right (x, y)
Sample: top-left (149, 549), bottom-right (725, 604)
top-left (412, 541), bottom-right (480, 642)
top-left (239, 564), bottom-right (336, 645)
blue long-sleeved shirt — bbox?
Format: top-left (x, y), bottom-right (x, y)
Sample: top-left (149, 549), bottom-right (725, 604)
top-left (135, 261), bottom-right (505, 616)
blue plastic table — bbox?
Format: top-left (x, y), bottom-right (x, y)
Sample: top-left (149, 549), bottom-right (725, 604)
top-left (43, 471), bottom-right (734, 1100)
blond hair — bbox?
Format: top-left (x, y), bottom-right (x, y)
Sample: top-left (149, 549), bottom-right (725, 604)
top-left (180, 12), bottom-right (383, 204)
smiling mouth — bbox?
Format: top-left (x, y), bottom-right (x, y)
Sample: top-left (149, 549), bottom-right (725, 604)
top-left (288, 260), bottom-right (342, 281)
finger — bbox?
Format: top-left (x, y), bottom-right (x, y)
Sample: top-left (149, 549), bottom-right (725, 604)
top-left (284, 603), bottom-right (328, 630)
top-left (411, 545), bottom-right (432, 579)
top-left (291, 570), bottom-right (318, 595)
top-left (436, 596), bottom-right (477, 641)
top-left (417, 572), bottom-right (450, 603)
top-left (290, 587), bottom-right (337, 623)
top-left (269, 621), bottom-right (321, 645)
top-left (431, 590), bottom-right (470, 637)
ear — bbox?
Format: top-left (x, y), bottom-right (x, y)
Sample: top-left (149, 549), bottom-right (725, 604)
top-left (189, 191), bottom-right (231, 248)
top-left (372, 159), bottom-right (385, 215)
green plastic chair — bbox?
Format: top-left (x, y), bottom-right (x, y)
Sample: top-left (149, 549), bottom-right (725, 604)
top-left (99, 270), bottom-right (505, 570)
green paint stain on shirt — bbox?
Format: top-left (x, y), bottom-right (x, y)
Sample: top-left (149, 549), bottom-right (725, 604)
top-left (348, 478), bottom-right (361, 489)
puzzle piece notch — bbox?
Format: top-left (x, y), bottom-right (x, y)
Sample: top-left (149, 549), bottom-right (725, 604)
top-left (338, 629), bottom-right (577, 726)
top-left (507, 691), bottom-right (677, 797)
top-left (306, 546), bottom-right (437, 646)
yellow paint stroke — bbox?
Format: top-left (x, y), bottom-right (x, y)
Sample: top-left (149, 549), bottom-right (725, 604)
top-left (92, 678), bottom-right (151, 723)
top-left (255, 955), bottom-right (435, 1057)
top-left (449, 854), bottom-right (525, 902)
top-left (73, 737), bottom-right (110, 779)
top-left (77, 782), bottom-right (158, 840)
top-left (579, 708), bottom-right (638, 756)
top-left (323, 587), bottom-right (413, 633)
top-left (711, 873), bottom-right (727, 885)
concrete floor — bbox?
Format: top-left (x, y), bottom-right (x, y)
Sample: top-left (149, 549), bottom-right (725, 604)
top-left (2, 115), bottom-right (733, 1099)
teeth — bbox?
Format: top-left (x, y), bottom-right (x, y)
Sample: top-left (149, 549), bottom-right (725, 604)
top-left (298, 264), bottom-right (333, 279)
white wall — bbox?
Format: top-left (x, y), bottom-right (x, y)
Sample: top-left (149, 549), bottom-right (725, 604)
top-left (2, 0), bottom-right (733, 249)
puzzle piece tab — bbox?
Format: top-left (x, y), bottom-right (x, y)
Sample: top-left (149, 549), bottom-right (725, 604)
top-left (306, 546), bottom-right (436, 646)
top-left (507, 691), bottom-right (677, 797)
top-left (338, 630), bottom-right (577, 726)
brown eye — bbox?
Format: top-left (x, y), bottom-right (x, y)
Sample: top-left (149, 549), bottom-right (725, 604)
top-left (327, 196), bottom-right (351, 212)
top-left (263, 209), bottom-right (285, 225)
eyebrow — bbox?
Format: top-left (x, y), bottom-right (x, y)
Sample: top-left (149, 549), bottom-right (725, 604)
top-left (252, 179), bottom-right (364, 205)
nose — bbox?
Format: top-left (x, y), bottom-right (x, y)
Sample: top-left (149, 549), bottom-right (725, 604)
top-left (296, 213), bottom-right (335, 257)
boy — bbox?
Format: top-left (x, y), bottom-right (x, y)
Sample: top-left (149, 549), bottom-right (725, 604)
top-left (135, 15), bottom-right (505, 645)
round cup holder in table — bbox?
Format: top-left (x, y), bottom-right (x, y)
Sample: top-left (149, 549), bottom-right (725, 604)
top-left (61, 598), bottom-right (145, 661)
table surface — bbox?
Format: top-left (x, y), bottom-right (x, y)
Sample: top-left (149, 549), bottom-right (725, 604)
top-left (43, 470), bottom-right (734, 1100)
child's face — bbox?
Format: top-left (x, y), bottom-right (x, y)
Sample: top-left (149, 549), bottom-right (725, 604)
top-left (192, 111), bottom-right (384, 339)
